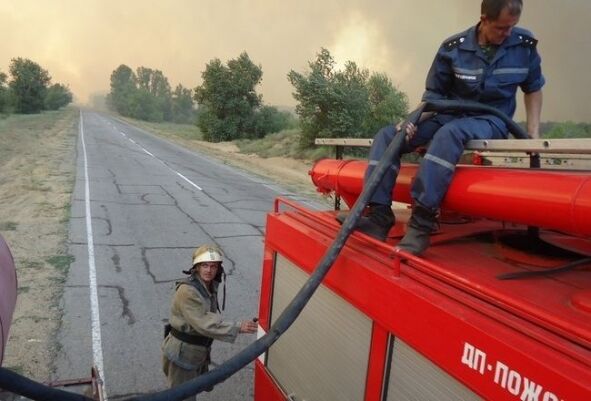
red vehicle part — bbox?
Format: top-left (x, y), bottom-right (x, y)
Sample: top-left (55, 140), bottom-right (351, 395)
top-left (254, 197), bottom-right (591, 401)
top-left (0, 234), bottom-right (17, 366)
top-left (309, 159), bottom-right (591, 238)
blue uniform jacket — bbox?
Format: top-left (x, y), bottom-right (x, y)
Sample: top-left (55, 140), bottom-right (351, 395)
top-left (422, 24), bottom-right (545, 133)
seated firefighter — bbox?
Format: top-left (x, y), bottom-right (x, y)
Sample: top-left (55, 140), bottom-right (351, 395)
top-left (161, 245), bottom-right (257, 398)
top-left (340, 0), bottom-right (544, 256)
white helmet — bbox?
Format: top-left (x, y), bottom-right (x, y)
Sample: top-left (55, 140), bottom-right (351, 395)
top-left (192, 245), bottom-right (223, 266)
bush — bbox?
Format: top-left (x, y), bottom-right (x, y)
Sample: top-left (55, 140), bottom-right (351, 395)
top-left (44, 84), bottom-right (73, 110)
top-left (288, 48), bottom-right (408, 148)
top-left (194, 53), bottom-right (263, 141)
top-left (543, 121), bottom-right (591, 138)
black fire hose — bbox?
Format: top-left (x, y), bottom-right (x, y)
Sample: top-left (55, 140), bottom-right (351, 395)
top-left (0, 100), bottom-right (520, 400)
top-left (421, 99), bottom-right (530, 139)
top-left (0, 367), bottom-right (90, 401)
top-left (126, 104), bottom-right (427, 401)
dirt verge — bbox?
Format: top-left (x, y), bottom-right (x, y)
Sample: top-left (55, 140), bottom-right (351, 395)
top-left (0, 108), bottom-right (78, 380)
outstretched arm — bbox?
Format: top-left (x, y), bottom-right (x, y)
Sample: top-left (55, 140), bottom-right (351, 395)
top-left (524, 90), bottom-right (543, 139)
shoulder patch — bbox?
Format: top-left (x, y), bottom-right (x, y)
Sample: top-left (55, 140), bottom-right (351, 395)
top-left (518, 34), bottom-right (538, 48)
top-left (443, 36), bottom-right (466, 52)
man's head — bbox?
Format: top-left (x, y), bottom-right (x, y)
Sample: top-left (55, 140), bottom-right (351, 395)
top-left (191, 245), bottom-right (223, 284)
top-left (479, 0), bottom-right (522, 45)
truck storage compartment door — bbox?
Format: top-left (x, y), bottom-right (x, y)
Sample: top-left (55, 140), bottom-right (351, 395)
top-left (266, 253), bottom-right (372, 401)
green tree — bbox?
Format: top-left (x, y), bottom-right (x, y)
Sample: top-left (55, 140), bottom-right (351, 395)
top-left (252, 106), bottom-right (291, 138)
top-left (108, 64), bottom-right (137, 116)
top-left (8, 58), bottom-right (51, 114)
top-left (288, 48), bottom-right (370, 147)
top-left (171, 84), bottom-right (194, 123)
top-left (194, 52), bottom-right (263, 142)
top-left (289, 49), bottom-right (409, 147)
top-left (44, 83), bottom-right (73, 110)
top-left (362, 73), bottom-right (408, 135)
top-left (134, 67), bottom-right (172, 121)
top-left (129, 88), bottom-right (163, 121)
top-left (149, 69), bottom-right (172, 121)
top-left (0, 71), bottom-right (8, 113)
top-left (544, 122), bottom-right (591, 138)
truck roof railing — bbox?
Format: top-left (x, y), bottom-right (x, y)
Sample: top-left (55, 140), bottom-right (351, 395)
top-left (315, 137), bottom-right (591, 210)
top-left (315, 137), bottom-right (591, 154)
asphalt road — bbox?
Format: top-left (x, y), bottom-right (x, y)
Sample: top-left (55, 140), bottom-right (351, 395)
top-left (54, 110), bottom-right (319, 400)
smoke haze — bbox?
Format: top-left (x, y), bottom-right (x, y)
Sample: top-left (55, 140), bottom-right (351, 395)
top-left (1, 0), bottom-right (589, 121)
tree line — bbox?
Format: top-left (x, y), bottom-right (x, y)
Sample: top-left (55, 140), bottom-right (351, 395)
top-left (107, 48), bottom-right (589, 145)
top-left (108, 54), bottom-right (294, 141)
top-left (541, 121), bottom-right (591, 138)
top-left (107, 65), bottom-right (195, 124)
top-left (108, 48), bottom-right (409, 145)
top-left (0, 58), bottom-right (73, 115)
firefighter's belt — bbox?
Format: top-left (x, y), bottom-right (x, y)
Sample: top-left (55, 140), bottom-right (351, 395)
top-left (170, 327), bottom-right (214, 347)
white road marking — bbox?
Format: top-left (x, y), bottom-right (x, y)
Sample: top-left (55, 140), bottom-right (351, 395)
top-left (79, 111), bottom-right (108, 400)
top-left (174, 171), bottom-right (203, 191)
top-left (119, 130), bottom-right (203, 191)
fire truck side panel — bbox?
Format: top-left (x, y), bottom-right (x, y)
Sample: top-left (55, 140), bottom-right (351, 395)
top-left (254, 210), bottom-right (590, 401)
top-left (364, 325), bottom-right (390, 401)
top-left (254, 361), bottom-right (287, 401)
top-left (386, 338), bottom-right (481, 400)
top-left (265, 252), bottom-right (373, 401)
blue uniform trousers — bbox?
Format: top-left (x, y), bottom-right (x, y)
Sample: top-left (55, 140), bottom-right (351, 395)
top-left (365, 114), bottom-right (506, 210)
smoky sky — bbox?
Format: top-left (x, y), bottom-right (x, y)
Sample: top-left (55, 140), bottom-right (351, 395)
top-left (1, 0), bottom-right (589, 122)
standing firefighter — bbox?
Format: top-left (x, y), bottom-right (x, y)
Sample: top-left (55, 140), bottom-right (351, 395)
top-left (161, 245), bottom-right (258, 399)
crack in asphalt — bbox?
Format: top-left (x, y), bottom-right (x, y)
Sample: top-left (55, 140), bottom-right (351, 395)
top-left (189, 189), bottom-right (265, 237)
top-left (110, 246), bottom-right (122, 273)
top-left (140, 246), bottom-right (196, 284)
top-left (102, 285), bottom-right (136, 325)
top-left (99, 205), bottom-right (113, 236)
top-left (158, 186), bottom-right (242, 273)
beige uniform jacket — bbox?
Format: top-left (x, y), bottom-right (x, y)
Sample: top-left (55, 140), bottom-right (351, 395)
top-left (162, 277), bottom-right (240, 370)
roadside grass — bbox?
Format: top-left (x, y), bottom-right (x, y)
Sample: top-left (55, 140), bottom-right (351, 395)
top-left (0, 108), bottom-right (77, 169)
top-left (4, 364), bottom-right (25, 375)
top-left (115, 116), bottom-right (335, 162)
top-left (46, 254), bottom-right (75, 273)
top-left (59, 201), bottom-right (72, 224)
top-left (235, 129), bottom-right (332, 160)
top-left (20, 259), bottom-right (44, 269)
top-left (0, 221), bottom-right (18, 231)
top-left (18, 286), bottom-right (30, 294)
top-left (116, 116), bottom-right (203, 141)
top-left (0, 106), bottom-right (77, 379)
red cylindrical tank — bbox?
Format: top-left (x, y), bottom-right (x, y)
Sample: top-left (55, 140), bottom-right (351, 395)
top-left (310, 159), bottom-right (591, 238)
top-left (0, 234), bottom-right (17, 366)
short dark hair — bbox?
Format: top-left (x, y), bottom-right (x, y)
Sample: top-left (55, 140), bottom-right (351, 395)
top-left (481, 0), bottom-right (523, 20)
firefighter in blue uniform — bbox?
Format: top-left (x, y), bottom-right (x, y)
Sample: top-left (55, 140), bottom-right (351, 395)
top-left (346, 0), bottom-right (544, 255)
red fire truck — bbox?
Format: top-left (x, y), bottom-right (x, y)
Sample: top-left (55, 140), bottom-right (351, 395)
top-left (254, 138), bottom-right (591, 401)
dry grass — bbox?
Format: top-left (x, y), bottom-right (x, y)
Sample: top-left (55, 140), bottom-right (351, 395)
top-left (0, 107), bottom-right (78, 380)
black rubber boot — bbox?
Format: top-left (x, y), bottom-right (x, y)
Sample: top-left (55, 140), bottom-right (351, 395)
top-left (336, 204), bottom-right (395, 241)
top-left (397, 204), bottom-right (438, 255)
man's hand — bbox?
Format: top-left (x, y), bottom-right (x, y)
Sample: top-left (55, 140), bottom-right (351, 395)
top-left (239, 320), bottom-right (258, 334)
top-left (396, 121), bottom-right (418, 142)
